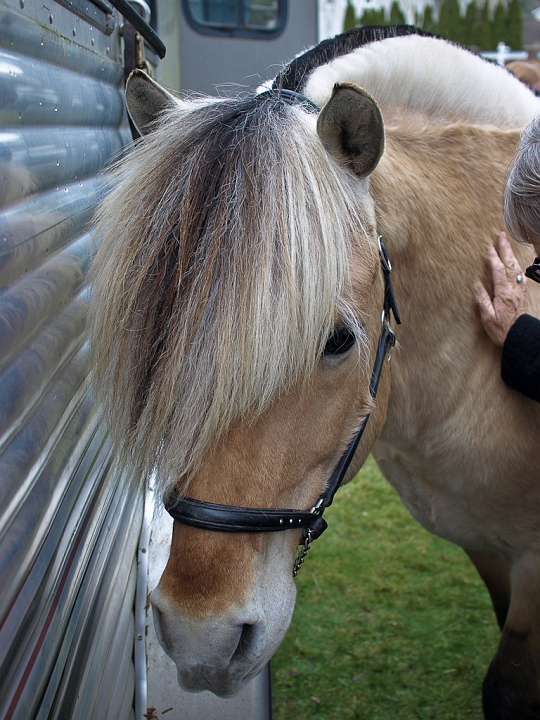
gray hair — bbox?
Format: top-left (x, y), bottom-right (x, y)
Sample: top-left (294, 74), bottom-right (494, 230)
top-left (505, 114), bottom-right (540, 245)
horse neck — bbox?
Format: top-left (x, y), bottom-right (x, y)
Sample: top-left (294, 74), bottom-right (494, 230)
top-left (370, 121), bottom-right (527, 374)
top-left (364, 122), bottom-right (522, 439)
top-left (372, 121), bottom-right (523, 273)
top-left (304, 35), bottom-right (540, 130)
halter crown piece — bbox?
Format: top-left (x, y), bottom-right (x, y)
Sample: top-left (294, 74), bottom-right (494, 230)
top-left (164, 92), bottom-right (401, 576)
top-left (257, 88), bottom-right (320, 113)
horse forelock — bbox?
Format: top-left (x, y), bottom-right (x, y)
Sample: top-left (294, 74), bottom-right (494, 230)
top-left (282, 30), bottom-right (540, 129)
top-left (89, 95), bottom-right (374, 495)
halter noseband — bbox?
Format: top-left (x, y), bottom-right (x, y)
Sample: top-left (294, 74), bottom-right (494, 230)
top-left (164, 90), bottom-right (401, 574)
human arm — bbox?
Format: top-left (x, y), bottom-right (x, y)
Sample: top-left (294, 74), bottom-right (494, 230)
top-left (500, 313), bottom-right (540, 402)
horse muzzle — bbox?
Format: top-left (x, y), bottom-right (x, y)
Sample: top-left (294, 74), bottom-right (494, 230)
top-left (150, 563), bottom-right (296, 697)
top-left (151, 589), bottom-right (282, 696)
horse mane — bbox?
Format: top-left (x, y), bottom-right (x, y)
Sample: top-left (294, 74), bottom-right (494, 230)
top-left (273, 25), bottom-right (431, 93)
top-left (89, 95), bottom-right (374, 494)
top-left (276, 26), bottom-right (540, 129)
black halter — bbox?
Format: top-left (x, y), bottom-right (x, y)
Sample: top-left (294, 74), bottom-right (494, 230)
top-left (256, 88), bottom-right (320, 113)
top-left (164, 236), bottom-right (400, 573)
top-left (164, 89), bottom-right (400, 573)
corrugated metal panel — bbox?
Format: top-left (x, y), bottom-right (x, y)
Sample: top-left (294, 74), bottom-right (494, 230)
top-left (0, 0), bottom-right (143, 716)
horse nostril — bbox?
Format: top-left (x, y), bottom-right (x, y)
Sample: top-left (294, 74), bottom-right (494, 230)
top-left (231, 623), bottom-right (258, 662)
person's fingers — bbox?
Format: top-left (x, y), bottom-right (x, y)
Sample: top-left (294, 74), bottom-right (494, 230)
top-left (497, 231), bottom-right (521, 274)
top-left (475, 237), bottom-right (528, 347)
top-left (488, 242), bottom-right (510, 293)
top-left (473, 282), bottom-right (496, 323)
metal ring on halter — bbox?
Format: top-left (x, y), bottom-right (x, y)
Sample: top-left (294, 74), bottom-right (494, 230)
top-left (517, 274), bottom-right (524, 284)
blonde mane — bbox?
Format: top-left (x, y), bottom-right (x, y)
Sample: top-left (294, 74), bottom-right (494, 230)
top-left (303, 35), bottom-right (540, 129)
top-left (89, 96), bottom-right (375, 494)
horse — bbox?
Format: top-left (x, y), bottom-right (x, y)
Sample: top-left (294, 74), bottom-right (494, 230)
top-left (89, 26), bottom-right (540, 719)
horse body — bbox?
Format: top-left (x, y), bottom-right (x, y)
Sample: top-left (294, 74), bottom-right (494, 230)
top-left (372, 124), bottom-right (540, 549)
top-left (369, 118), bottom-right (540, 714)
top-left (91, 28), bottom-right (540, 717)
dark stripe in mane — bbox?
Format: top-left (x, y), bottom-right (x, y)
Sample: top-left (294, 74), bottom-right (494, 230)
top-left (273, 25), bottom-right (433, 93)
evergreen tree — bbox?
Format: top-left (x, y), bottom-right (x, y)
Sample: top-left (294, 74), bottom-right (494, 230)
top-left (422, 4), bottom-right (437, 33)
top-left (439, 0), bottom-right (464, 42)
top-left (448, 0), bottom-right (463, 42)
top-left (390, 0), bottom-right (406, 24)
top-left (492, 2), bottom-right (507, 46)
top-left (507, 0), bottom-right (523, 49)
top-left (438, 0), bottom-right (450, 38)
top-left (463, 0), bottom-right (479, 47)
top-left (360, 7), bottom-right (388, 24)
top-left (478, 0), bottom-right (494, 50)
top-left (437, 1), bottom-right (446, 34)
top-left (344, 1), bottom-right (357, 31)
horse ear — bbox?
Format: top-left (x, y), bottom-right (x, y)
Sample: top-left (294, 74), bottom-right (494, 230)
top-left (125, 69), bottom-right (180, 135)
top-left (317, 82), bottom-right (385, 178)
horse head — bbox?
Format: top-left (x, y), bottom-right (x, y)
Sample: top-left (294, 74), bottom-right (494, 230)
top-left (89, 70), bottom-right (393, 696)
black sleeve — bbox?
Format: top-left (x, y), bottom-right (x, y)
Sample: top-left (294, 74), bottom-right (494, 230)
top-left (501, 313), bottom-right (540, 403)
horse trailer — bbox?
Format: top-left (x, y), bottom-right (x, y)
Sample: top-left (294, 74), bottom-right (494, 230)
top-left (0, 0), bottom-right (318, 717)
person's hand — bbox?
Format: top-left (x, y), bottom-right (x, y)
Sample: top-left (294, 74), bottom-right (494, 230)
top-left (474, 232), bottom-right (527, 347)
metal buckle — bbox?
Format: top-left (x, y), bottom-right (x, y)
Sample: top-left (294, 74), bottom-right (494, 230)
top-left (310, 497), bottom-right (325, 514)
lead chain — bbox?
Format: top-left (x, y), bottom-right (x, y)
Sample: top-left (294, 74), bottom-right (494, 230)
top-left (293, 528), bottom-right (314, 577)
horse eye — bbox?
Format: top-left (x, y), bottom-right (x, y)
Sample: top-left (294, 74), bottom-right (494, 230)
top-left (324, 325), bottom-right (356, 356)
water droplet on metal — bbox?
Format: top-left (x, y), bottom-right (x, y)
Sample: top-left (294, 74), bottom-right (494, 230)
top-left (91, 37), bottom-right (95, 46)
top-left (56, 160), bottom-right (59, 166)
top-left (54, 105), bottom-right (58, 112)
top-left (72, 28), bottom-right (76, 36)
top-left (49, 13), bottom-right (53, 23)
top-left (19, 0), bottom-right (24, 8)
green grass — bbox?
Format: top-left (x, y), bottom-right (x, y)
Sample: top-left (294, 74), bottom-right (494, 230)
top-left (271, 456), bottom-right (500, 720)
